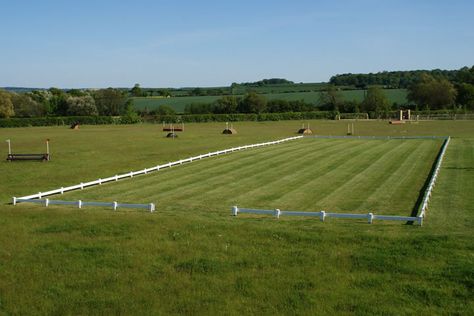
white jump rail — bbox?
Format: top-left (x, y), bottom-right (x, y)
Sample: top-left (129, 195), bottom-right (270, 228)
top-left (418, 136), bottom-right (451, 218)
top-left (232, 206), bottom-right (422, 225)
top-left (13, 136), bottom-right (303, 203)
top-left (14, 198), bottom-right (155, 212)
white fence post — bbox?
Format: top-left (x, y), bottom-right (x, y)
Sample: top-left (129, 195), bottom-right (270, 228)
top-left (45, 198), bottom-right (49, 207)
top-left (320, 210), bottom-right (326, 222)
top-left (113, 201), bottom-right (118, 211)
top-left (149, 203), bottom-right (155, 212)
top-left (417, 216), bottom-right (423, 226)
top-left (232, 205), bottom-right (239, 216)
top-left (78, 200), bottom-right (82, 209)
top-left (12, 197), bottom-right (17, 205)
top-left (368, 213), bottom-right (374, 224)
top-left (275, 209), bottom-right (281, 219)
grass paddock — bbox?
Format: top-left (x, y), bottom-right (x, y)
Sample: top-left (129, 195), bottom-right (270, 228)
top-left (0, 120), bottom-right (473, 315)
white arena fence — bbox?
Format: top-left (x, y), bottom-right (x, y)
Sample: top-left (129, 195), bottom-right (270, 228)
top-left (231, 135), bottom-right (451, 225)
top-left (306, 135), bottom-right (449, 140)
top-left (14, 198), bottom-right (155, 212)
top-left (418, 136), bottom-right (451, 218)
top-left (13, 134), bottom-right (449, 222)
top-left (13, 136), bottom-right (303, 204)
top-left (232, 206), bottom-right (423, 225)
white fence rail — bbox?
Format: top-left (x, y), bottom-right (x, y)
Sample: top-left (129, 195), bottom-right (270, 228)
top-left (232, 206), bottom-right (423, 225)
top-left (307, 135), bottom-right (449, 140)
top-left (418, 136), bottom-right (451, 218)
top-left (13, 136), bottom-right (303, 202)
top-left (14, 198), bottom-right (155, 212)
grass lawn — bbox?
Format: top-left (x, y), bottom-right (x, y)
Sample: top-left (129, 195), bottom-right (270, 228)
top-left (0, 120), bottom-right (472, 315)
top-left (59, 137), bottom-right (442, 217)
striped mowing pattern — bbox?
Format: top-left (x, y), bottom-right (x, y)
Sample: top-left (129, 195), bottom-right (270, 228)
top-left (59, 137), bottom-right (444, 217)
top-left (13, 136), bottom-right (303, 203)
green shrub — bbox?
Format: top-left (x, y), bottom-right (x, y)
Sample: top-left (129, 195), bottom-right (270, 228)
top-left (146, 111), bottom-right (334, 123)
top-left (0, 116), bottom-right (119, 128)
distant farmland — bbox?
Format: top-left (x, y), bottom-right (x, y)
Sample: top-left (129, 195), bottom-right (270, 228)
top-left (132, 89), bottom-right (408, 113)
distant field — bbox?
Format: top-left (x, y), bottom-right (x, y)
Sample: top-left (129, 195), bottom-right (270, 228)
top-left (132, 89), bottom-right (408, 112)
top-left (231, 82), bottom-right (327, 95)
top-left (0, 121), bottom-right (472, 315)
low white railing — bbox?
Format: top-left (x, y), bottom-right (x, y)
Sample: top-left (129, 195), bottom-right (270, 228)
top-left (231, 206), bottom-right (423, 225)
top-left (418, 136), bottom-right (451, 218)
top-left (13, 136), bottom-right (303, 202)
top-left (307, 135), bottom-right (449, 140)
top-left (14, 198), bottom-right (155, 212)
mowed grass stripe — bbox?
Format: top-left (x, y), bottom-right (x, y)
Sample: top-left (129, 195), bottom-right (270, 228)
top-left (316, 140), bottom-right (419, 210)
top-left (61, 138), bottom-right (441, 216)
top-left (269, 140), bottom-right (409, 212)
top-left (430, 138), bottom-right (474, 226)
top-left (356, 140), bottom-right (441, 213)
top-left (227, 140), bottom-right (389, 208)
top-left (317, 140), bottom-right (426, 212)
top-left (67, 138), bottom-right (356, 202)
top-left (181, 139), bottom-right (375, 208)
top-left (130, 139), bottom-right (344, 199)
top-left (64, 139), bottom-right (313, 200)
top-left (125, 139), bottom-right (371, 205)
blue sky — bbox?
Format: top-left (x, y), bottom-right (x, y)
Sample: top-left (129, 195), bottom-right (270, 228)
top-left (1, 0), bottom-right (473, 88)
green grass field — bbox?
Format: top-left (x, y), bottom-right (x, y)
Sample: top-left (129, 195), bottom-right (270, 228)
top-left (60, 137), bottom-right (442, 216)
top-left (0, 120), bottom-right (473, 315)
top-left (132, 89), bottom-right (408, 112)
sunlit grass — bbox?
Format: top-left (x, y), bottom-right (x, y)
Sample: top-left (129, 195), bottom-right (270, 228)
top-left (0, 120), bottom-right (472, 315)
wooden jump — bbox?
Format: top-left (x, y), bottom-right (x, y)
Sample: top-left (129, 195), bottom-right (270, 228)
top-left (7, 153), bottom-right (49, 161)
top-left (5, 139), bottom-right (51, 162)
top-left (162, 122), bottom-right (184, 132)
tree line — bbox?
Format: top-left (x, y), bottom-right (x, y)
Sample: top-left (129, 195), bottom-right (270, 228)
top-left (0, 87), bottom-right (139, 119)
top-left (1, 66), bottom-right (474, 119)
top-left (329, 66), bottom-right (472, 89)
top-left (150, 88), bottom-right (400, 118)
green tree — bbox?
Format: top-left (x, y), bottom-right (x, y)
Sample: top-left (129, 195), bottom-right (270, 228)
top-left (156, 105), bottom-right (176, 115)
top-left (238, 92), bottom-right (267, 113)
top-left (67, 89), bottom-right (88, 97)
top-left (407, 74), bottom-right (457, 110)
top-left (0, 90), bottom-right (14, 118)
top-left (28, 90), bottom-right (54, 114)
top-left (48, 87), bottom-right (68, 115)
top-left (130, 83), bottom-right (144, 97)
top-left (120, 99), bottom-right (142, 123)
top-left (11, 93), bottom-right (46, 117)
top-left (361, 86), bottom-right (391, 118)
top-left (158, 89), bottom-right (171, 97)
top-left (191, 88), bottom-right (204, 96)
top-left (456, 83), bottom-right (474, 110)
top-left (319, 85), bottom-right (342, 111)
top-left (456, 66), bottom-right (474, 84)
top-left (93, 88), bottom-right (127, 115)
top-left (66, 95), bottom-right (98, 116)
top-left (214, 96), bottom-right (238, 113)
